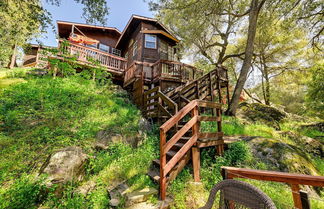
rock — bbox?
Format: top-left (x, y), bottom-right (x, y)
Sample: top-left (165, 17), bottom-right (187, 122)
top-left (110, 198), bottom-right (120, 207)
top-left (138, 117), bottom-right (152, 134)
top-left (126, 202), bottom-right (157, 209)
top-left (126, 187), bottom-right (158, 206)
top-left (301, 122), bottom-right (324, 132)
top-left (95, 132), bottom-right (123, 150)
top-left (237, 103), bottom-right (286, 129)
top-left (77, 180), bottom-right (96, 196)
top-left (27, 69), bottom-right (48, 76)
top-left (248, 137), bottom-right (320, 175)
top-left (95, 132), bottom-right (143, 150)
top-left (278, 131), bottom-right (324, 157)
top-left (108, 182), bottom-right (130, 207)
top-left (40, 146), bottom-right (88, 185)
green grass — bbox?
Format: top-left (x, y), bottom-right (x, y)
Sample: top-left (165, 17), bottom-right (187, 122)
top-left (0, 67), bottom-right (30, 89)
top-left (201, 115), bottom-right (277, 138)
top-left (0, 68), bottom-right (323, 208)
top-left (0, 74), bottom-right (161, 208)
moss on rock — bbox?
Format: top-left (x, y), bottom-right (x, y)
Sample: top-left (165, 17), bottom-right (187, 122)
top-left (237, 103), bottom-right (286, 129)
top-left (248, 137), bottom-right (319, 175)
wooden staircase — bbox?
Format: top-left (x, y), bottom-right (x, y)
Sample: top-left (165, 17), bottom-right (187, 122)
top-left (142, 67), bottom-right (228, 200)
top-left (165, 66), bottom-right (229, 108)
top-left (147, 100), bottom-right (224, 200)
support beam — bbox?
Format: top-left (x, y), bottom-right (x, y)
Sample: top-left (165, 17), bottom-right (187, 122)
top-left (192, 147), bottom-right (200, 182)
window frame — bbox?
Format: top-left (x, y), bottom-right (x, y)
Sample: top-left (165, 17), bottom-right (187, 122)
top-left (133, 41), bottom-right (138, 57)
top-left (144, 34), bottom-right (157, 49)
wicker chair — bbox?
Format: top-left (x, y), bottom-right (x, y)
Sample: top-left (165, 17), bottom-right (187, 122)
top-left (199, 179), bottom-right (277, 209)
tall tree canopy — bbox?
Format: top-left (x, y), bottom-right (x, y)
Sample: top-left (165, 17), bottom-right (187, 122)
top-left (150, 0), bottom-right (321, 115)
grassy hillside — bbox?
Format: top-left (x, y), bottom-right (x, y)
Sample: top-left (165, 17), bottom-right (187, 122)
top-left (0, 71), bottom-right (159, 208)
top-left (0, 68), bottom-right (323, 208)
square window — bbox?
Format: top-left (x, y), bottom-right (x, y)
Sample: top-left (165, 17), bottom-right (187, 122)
top-left (145, 34), bottom-right (157, 49)
top-left (99, 43), bottom-right (109, 52)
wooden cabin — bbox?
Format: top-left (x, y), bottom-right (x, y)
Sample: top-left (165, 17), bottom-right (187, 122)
top-left (56, 15), bottom-right (231, 200)
top-left (56, 15), bottom-right (229, 108)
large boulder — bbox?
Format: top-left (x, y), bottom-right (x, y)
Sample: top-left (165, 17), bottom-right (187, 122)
top-left (40, 146), bottom-right (88, 185)
top-left (248, 137), bottom-right (319, 175)
top-left (278, 131), bottom-right (324, 158)
top-left (237, 103), bottom-right (286, 129)
top-left (95, 132), bottom-right (143, 150)
top-left (301, 122), bottom-right (324, 132)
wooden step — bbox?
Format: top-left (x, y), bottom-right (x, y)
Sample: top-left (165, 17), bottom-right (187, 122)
top-left (166, 150), bottom-right (177, 159)
top-left (148, 168), bottom-right (160, 183)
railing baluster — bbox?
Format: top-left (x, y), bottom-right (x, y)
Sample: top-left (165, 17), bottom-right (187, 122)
top-left (160, 129), bottom-right (167, 200)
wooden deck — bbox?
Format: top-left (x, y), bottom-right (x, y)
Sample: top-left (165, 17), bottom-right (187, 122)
top-left (60, 41), bottom-right (127, 76)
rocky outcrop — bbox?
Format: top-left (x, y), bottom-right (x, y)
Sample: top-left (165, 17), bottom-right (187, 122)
top-left (301, 122), bottom-right (324, 132)
top-left (248, 137), bottom-right (320, 175)
top-left (237, 103), bottom-right (286, 129)
top-left (95, 132), bottom-right (143, 150)
top-left (40, 146), bottom-right (88, 185)
top-left (278, 131), bottom-right (324, 157)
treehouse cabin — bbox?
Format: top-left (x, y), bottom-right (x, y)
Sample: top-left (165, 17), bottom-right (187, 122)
top-left (55, 15), bottom-right (231, 200)
top-left (55, 15), bottom-right (229, 115)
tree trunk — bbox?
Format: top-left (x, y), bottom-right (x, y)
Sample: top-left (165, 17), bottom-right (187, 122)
top-left (7, 43), bottom-right (17, 69)
top-left (264, 67), bottom-right (270, 105)
top-left (226, 0), bottom-right (265, 116)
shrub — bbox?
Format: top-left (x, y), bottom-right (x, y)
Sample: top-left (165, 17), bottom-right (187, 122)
top-left (0, 174), bottom-right (48, 209)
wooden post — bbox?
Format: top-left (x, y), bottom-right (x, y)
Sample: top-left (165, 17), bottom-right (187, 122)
top-left (196, 80), bottom-right (200, 99)
top-left (217, 78), bottom-right (222, 104)
top-left (300, 190), bottom-right (310, 209)
top-left (216, 107), bottom-right (223, 155)
top-left (160, 129), bottom-right (167, 200)
top-left (191, 105), bottom-right (200, 181)
top-left (226, 81), bottom-right (230, 106)
top-left (192, 147), bottom-right (200, 182)
top-left (291, 184), bottom-right (303, 209)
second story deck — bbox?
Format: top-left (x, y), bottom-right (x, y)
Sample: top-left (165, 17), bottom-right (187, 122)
top-left (60, 40), bottom-right (228, 89)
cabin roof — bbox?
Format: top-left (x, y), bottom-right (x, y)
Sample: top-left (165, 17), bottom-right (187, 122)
top-left (57, 20), bottom-right (121, 40)
top-left (115, 15), bottom-right (179, 49)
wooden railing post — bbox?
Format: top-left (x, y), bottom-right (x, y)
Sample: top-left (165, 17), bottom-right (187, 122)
top-left (191, 104), bottom-right (200, 182)
top-left (160, 128), bottom-right (167, 200)
top-left (291, 184), bottom-right (303, 209)
top-left (300, 190), bottom-right (310, 209)
top-left (216, 106), bottom-right (223, 155)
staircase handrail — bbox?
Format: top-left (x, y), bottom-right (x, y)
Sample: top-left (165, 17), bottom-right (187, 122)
top-left (159, 99), bottom-right (222, 200)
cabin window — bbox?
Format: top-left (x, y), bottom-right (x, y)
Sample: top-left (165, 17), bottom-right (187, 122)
top-left (160, 40), bottom-right (168, 60)
top-left (145, 34), bottom-right (157, 49)
top-left (133, 41), bottom-right (138, 57)
top-left (85, 43), bottom-right (98, 49)
top-left (112, 48), bottom-right (121, 56)
top-left (99, 43), bottom-right (109, 53)
top-left (168, 46), bottom-right (174, 61)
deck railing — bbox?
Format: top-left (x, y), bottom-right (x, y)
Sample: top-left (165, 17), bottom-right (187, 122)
top-left (222, 166), bottom-right (324, 209)
top-left (152, 60), bottom-right (204, 81)
top-left (143, 86), bottom-right (178, 121)
top-left (159, 100), bottom-right (223, 200)
top-left (60, 40), bottom-right (127, 73)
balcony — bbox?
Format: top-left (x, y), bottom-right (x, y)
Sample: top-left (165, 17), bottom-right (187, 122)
top-left (124, 60), bottom-right (205, 87)
top-left (60, 40), bottom-right (127, 75)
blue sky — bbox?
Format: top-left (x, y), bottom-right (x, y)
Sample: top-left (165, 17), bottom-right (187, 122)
top-left (38, 0), bottom-right (153, 46)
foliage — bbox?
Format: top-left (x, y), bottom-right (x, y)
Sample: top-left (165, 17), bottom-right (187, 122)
top-left (0, 0), bottom-right (49, 67)
top-left (149, 0), bottom-right (249, 66)
top-left (0, 174), bottom-right (49, 209)
top-left (306, 64), bottom-right (324, 118)
top-left (0, 76), bottom-right (141, 184)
